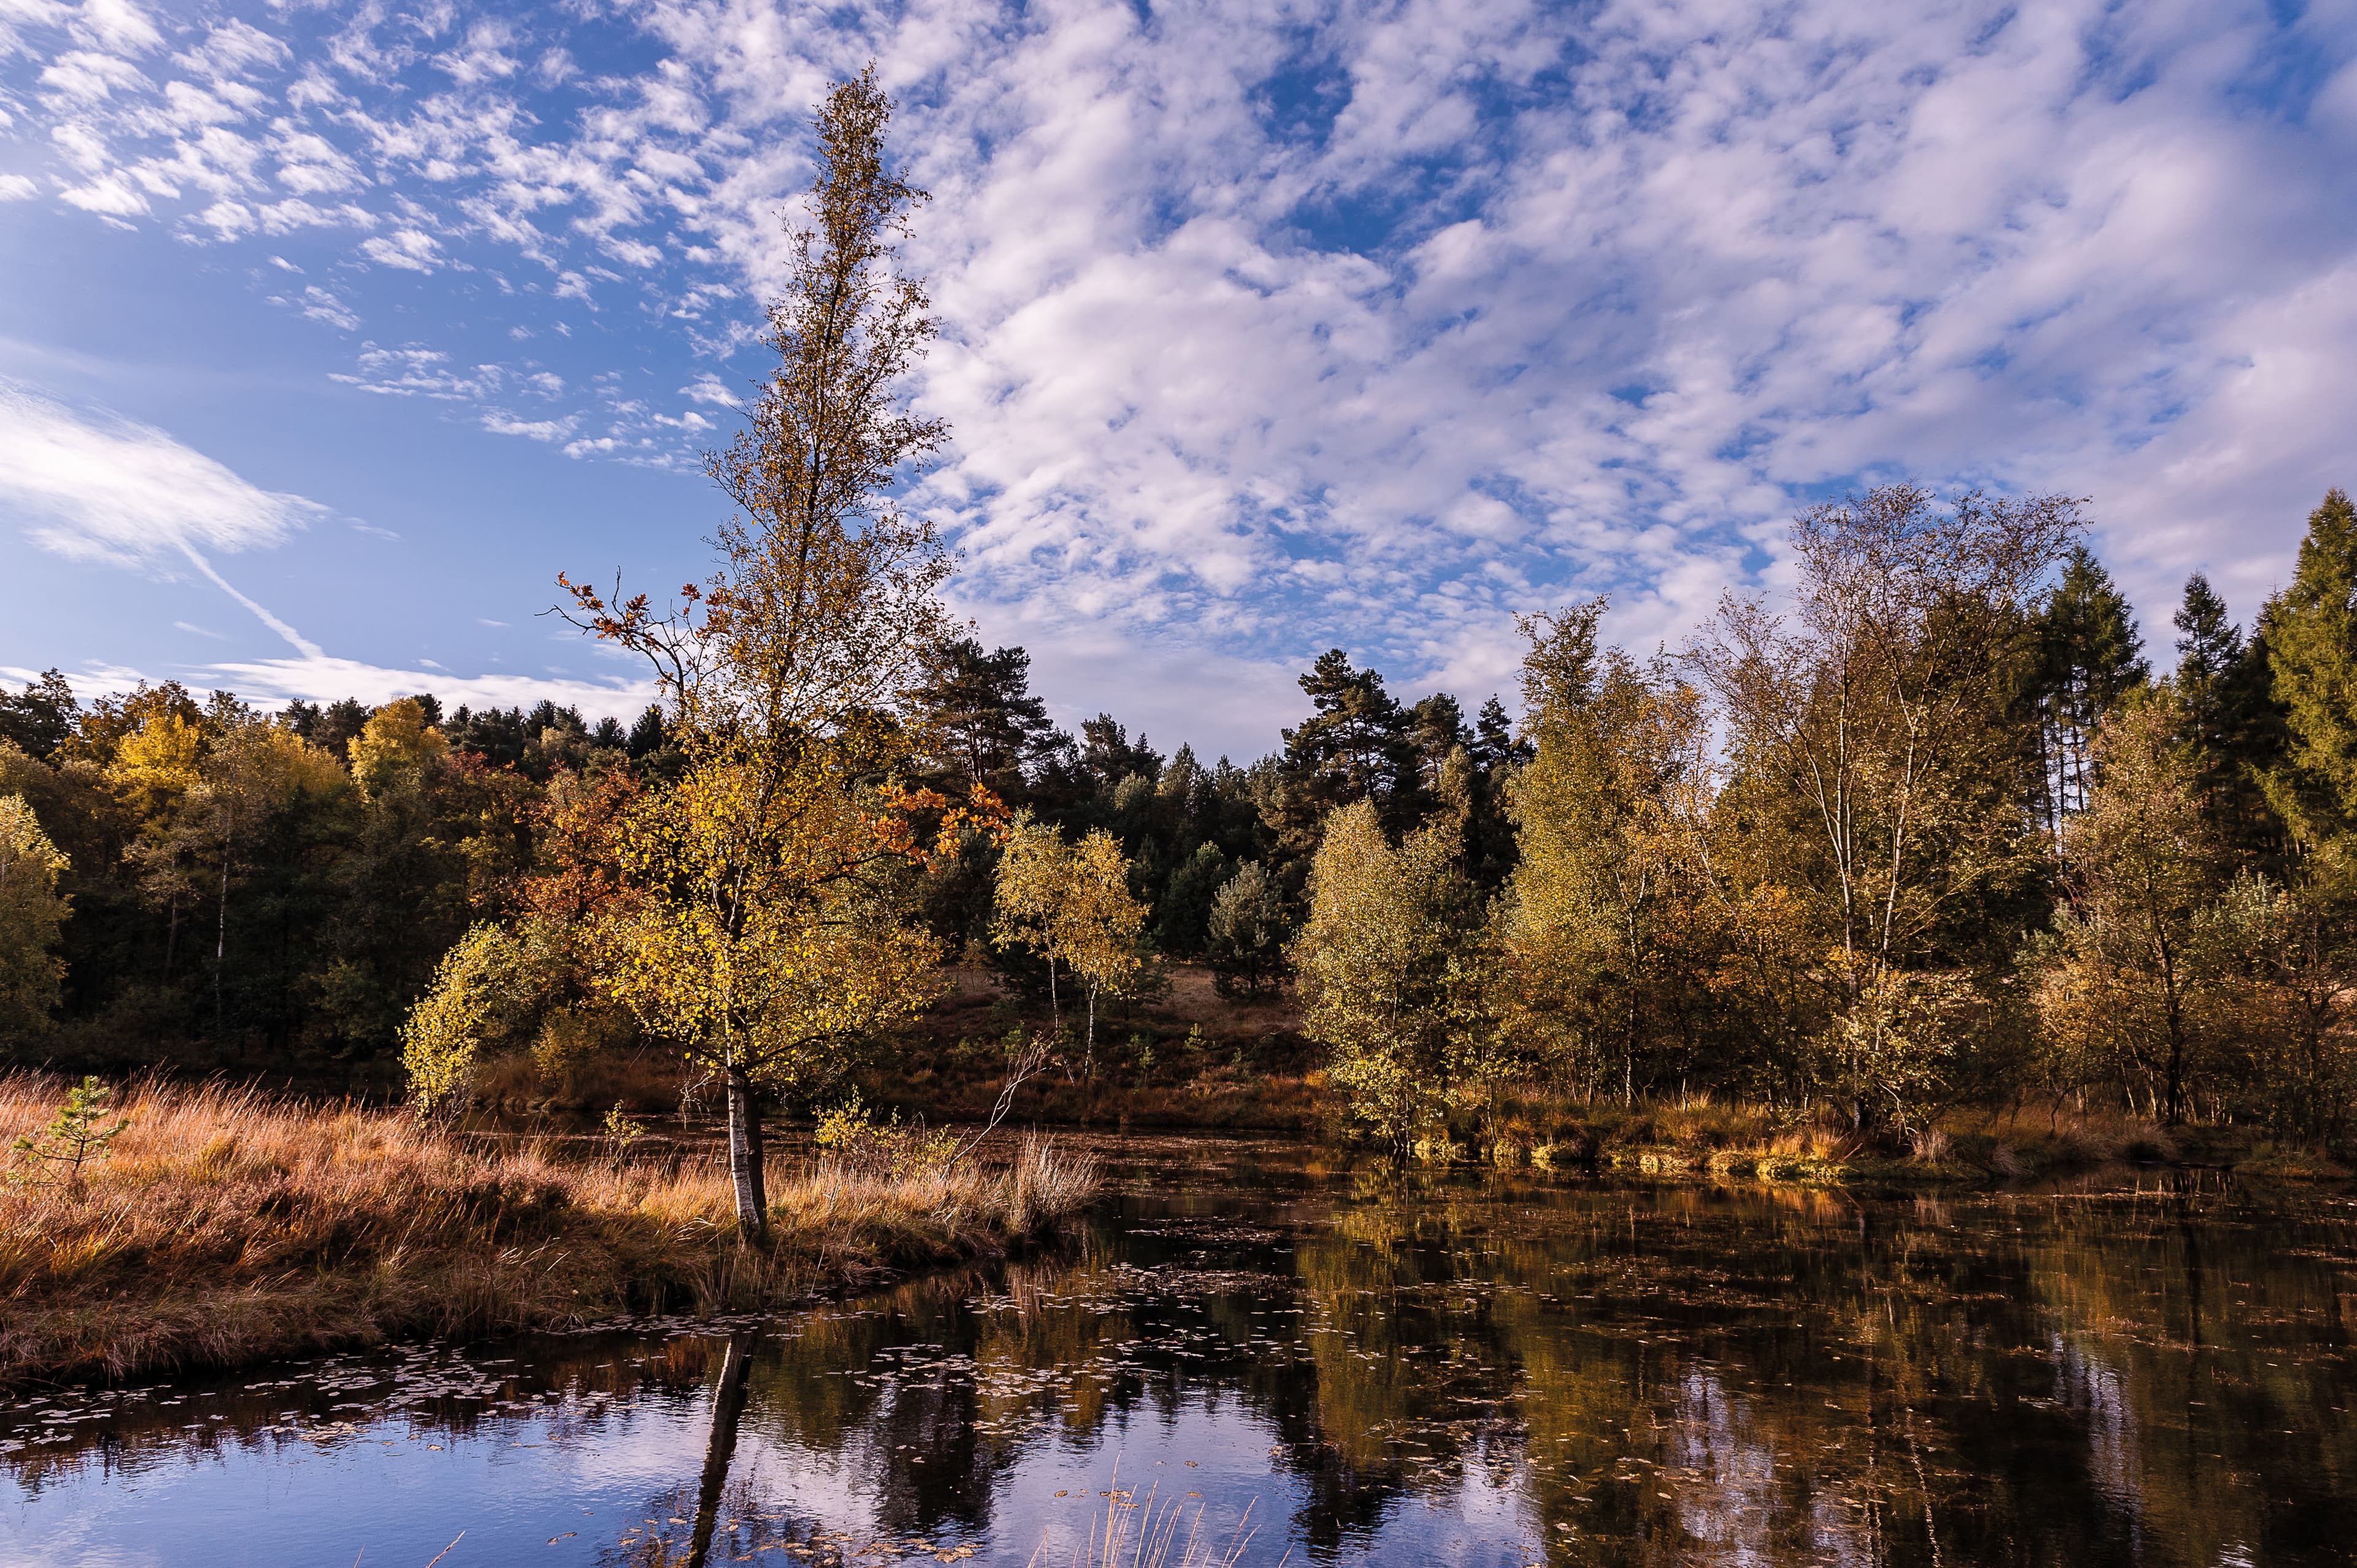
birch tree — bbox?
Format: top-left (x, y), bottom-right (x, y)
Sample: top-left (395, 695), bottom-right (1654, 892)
top-left (992, 817), bottom-right (1147, 1075)
top-left (560, 66), bottom-right (954, 1242)
top-left (1689, 485), bottom-right (2076, 1126)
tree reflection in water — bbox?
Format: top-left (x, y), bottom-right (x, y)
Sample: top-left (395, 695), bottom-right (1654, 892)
top-left (2, 1141), bottom-right (2353, 1568)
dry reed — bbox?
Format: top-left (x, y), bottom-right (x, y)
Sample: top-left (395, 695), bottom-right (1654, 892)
top-left (0, 1075), bottom-right (1095, 1387)
top-left (1029, 1467), bottom-right (1275, 1568)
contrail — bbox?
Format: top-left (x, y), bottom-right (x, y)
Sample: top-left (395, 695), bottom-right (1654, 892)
top-left (178, 541), bottom-right (326, 662)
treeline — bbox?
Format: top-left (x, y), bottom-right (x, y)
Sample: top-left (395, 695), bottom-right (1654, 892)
top-left (1293, 484), bottom-right (2357, 1153)
top-left (0, 635), bottom-right (1500, 1073)
top-left (1, 485), bottom-right (2351, 1148)
top-left (0, 685), bottom-right (676, 1075)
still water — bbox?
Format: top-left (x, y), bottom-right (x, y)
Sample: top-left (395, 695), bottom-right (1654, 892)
top-left (4, 1137), bottom-right (2354, 1567)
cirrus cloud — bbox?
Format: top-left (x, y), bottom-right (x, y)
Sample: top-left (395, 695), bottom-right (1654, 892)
top-left (0, 378), bottom-right (322, 568)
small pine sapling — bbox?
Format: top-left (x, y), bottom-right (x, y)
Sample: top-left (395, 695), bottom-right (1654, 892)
top-left (9, 1076), bottom-right (128, 1189)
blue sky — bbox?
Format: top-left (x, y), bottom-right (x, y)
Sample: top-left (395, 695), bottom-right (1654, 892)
top-left (2, 0), bottom-right (2354, 760)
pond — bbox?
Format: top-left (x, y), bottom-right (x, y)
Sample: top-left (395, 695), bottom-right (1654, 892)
top-left (4, 1136), bottom-right (2353, 1567)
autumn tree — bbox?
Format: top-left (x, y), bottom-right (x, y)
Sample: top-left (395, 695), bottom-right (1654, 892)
top-left (1689, 484), bottom-right (2077, 1127)
top-left (0, 795), bottom-right (71, 1042)
top-left (401, 922), bottom-right (533, 1120)
top-left (1293, 800), bottom-right (1483, 1155)
top-left (175, 703), bottom-right (347, 1036)
top-left (107, 705), bottom-right (208, 981)
top-left (991, 816), bottom-right (1147, 1073)
top-left (558, 67), bottom-right (954, 1240)
top-left (1500, 601), bottom-right (1713, 1104)
top-left (2032, 695), bottom-right (2225, 1123)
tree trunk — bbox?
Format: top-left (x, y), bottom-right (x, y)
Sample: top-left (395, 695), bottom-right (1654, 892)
top-left (214, 851), bottom-right (230, 1040)
top-left (724, 1064), bottom-right (768, 1243)
top-left (684, 1333), bottom-right (757, 1568)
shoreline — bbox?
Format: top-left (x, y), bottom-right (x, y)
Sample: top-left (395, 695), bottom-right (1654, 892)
top-left (0, 1077), bottom-right (1097, 1391)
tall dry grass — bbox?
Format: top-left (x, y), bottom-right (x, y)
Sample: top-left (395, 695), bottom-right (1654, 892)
top-left (0, 1075), bottom-right (1095, 1386)
top-left (1029, 1470), bottom-right (1274, 1568)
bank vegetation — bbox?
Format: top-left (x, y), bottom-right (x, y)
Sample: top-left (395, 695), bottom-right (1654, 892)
top-left (0, 1073), bottom-right (1092, 1387)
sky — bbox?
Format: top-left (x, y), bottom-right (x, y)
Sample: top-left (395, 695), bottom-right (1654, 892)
top-left (1, 0), bottom-right (2353, 762)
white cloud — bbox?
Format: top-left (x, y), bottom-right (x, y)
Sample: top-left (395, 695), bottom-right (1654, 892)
top-left (0, 378), bottom-right (320, 568)
top-left (296, 285), bottom-right (358, 330)
top-left (0, 173), bottom-right (34, 199)
top-left (204, 654), bottom-right (657, 722)
top-left (174, 18), bottom-right (287, 81)
top-left (2, 0), bottom-right (2353, 743)
top-left (70, 0), bottom-right (161, 56)
top-left (481, 409), bottom-right (573, 441)
top-left (358, 225), bottom-right (443, 271)
top-left (331, 342), bottom-right (495, 398)
top-left (36, 48), bottom-right (146, 102)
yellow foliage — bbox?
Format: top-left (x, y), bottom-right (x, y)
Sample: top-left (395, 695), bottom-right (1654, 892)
top-left (992, 816), bottom-right (1147, 1064)
top-left (107, 711), bottom-right (204, 817)
top-left (0, 795), bottom-right (70, 1037)
top-left (400, 924), bottom-right (531, 1119)
top-left (347, 697), bottom-right (450, 800)
top-left (1293, 800), bottom-right (1477, 1151)
top-left (591, 754), bottom-right (942, 1099)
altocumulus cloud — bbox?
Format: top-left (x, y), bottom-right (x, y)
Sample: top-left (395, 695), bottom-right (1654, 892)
top-left (1, 0), bottom-right (2353, 746)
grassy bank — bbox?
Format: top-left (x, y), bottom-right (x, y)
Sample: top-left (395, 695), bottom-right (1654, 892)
top-left (0, 1076), bottom-right (1096, 1389)
top-left (1463, 1092), bottom-right (2351, 1184)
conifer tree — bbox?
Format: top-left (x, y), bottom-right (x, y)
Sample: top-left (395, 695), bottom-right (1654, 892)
top-left (1268, 651), bottom-right (1422, 859)
top-left (913, 639), bottom-right (1059, 805)
top-left (2172, 572), bottom-right (2284, 860)
top-left (1207, 860), bottom-right (1289, 998)
top-left (2263, 489), bottom-right (2357, 878)
top-left (2032, 544), bottom-right (2150, 846)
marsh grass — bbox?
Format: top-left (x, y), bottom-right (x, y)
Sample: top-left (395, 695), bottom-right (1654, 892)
top-left (1031, 1470), bottom-right (1275, 1568)
top-left (0, 1074), bottom-right (1095, 1386)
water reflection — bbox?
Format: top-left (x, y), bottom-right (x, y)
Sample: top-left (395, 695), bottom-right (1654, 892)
top-left (2, 1141), bottom-right (2352, 1567)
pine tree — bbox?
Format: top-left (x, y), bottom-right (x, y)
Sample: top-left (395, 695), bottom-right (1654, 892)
top-left (1465, 695), bottom-right (1527, 892)
top-left (2262, 489), bottom-right (2357, 878)
top-left (2032, 545), bottom-right (2150, 846)
top-left (1206, 859), bottom-right (1289, 999)
top-left (912, 639), bottom-right (1059, 805)
top-left (1266, 651), bottom-right (1421, 859)
top-left (0, 671), bottom-right (78, 760)
top-left (1155, 840), bottom-right (1231, 957)
top-left (2172, 572), bottom-right (2285, 860)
